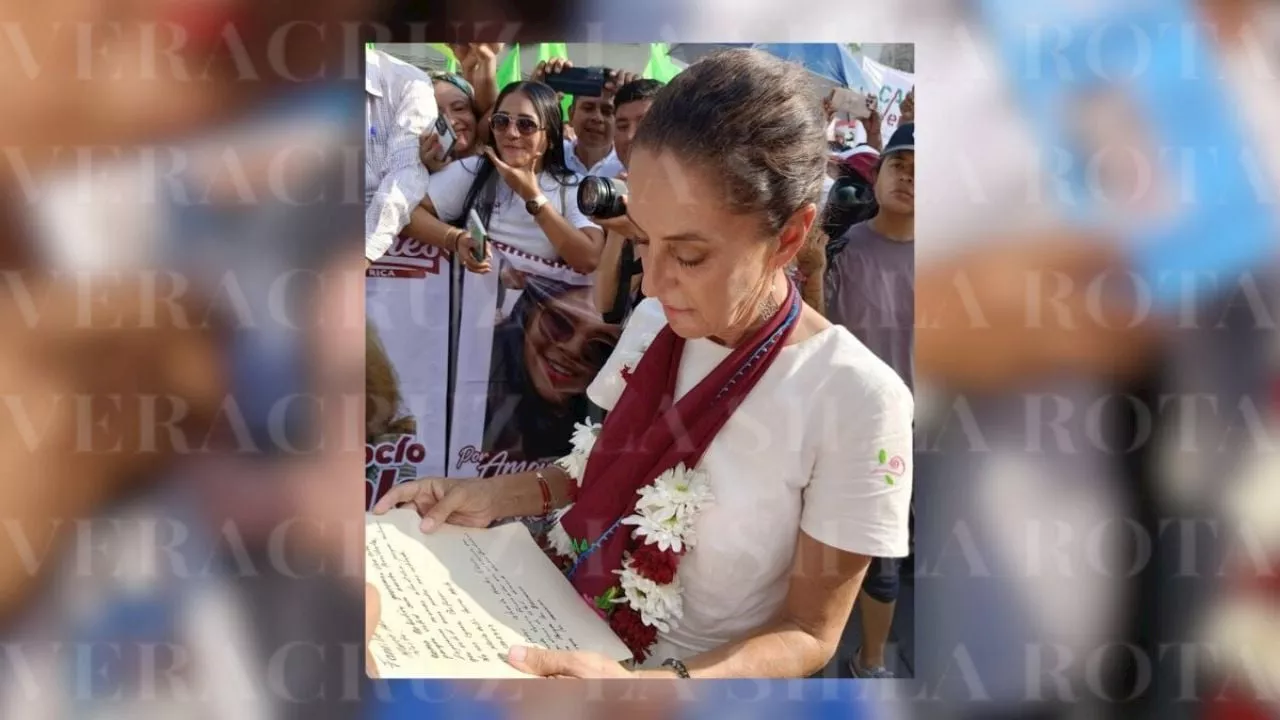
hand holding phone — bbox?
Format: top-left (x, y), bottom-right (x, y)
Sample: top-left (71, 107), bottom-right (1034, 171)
top-left (466, 208), bottom-right (489, 264)
top-left (544, 66), bottom-right (607, 98)
top-left (532, 57), bottom-right (573, 84)
top-left (433, 115), bottom-right (457, 159)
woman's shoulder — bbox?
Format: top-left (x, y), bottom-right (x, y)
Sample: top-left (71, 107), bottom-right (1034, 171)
top-left (617, 298), bottom-right (669, 344)
top-left (433, 155), bottom-right (485, 183)
top-left (791, 325), bottom-right (912, 414)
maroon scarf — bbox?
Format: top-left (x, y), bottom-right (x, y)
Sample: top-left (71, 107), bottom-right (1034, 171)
top-left (555, 282), bottom-right (800, 656)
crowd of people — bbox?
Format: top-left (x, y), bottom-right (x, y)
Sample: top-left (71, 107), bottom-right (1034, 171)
top-left (365, 43), bottom-right (917, 680)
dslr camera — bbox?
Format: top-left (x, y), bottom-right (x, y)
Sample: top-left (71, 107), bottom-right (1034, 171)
top-left (577, 176), bottom-right (628, 219)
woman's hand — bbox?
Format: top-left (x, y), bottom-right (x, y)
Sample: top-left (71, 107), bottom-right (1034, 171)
top-left (419, 131), bottom-right (451, 172)
top-left (505, 646), bottom-right (636, 678)
top-left (482, 146), bottom-right (542, 201)
top-left (449, 43), bottom-right (474, 71)
top-left (372, 476), bottom-right (504, 532)
top-left (454, 226), bottom-right (493, 274)
top-left (452, 43), bottom-right (503, 76)
top-left (472, 43), bottom-right (502, 70)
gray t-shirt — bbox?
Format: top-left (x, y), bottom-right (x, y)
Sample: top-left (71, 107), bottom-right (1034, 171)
top-left (824, 220), bottom-right (915, 391)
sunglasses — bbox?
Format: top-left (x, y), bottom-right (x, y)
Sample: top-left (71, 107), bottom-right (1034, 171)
top-left (536, 305), bottom-right (616, 369)
top-left (491, 113), bottom-right (543, 136)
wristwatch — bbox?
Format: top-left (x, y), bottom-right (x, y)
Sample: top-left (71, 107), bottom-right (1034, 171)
top-left (525, 194), bottom-right (549, 216)
top-left (660, 658), bottom-right (690, 678)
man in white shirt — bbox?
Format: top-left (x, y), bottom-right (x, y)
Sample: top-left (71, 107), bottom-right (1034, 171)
top-left (365, 48), bottom-right (438, 265)
top-left (563, 93), bottom-right (626, 179)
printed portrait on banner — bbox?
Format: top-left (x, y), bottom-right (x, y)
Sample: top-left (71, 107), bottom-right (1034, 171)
top-left (365, 235), bottom-right (452, 510)
top-left (449, 243), bottom-right (619, 484)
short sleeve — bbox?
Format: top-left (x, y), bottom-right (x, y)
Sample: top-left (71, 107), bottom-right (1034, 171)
top-left (426, 156), bottom-right (482, 224)
top-left (801, 363), bottom-right (914, 558)
top-left (586, 299), bottom-right (667, 411)
top-left (558, 177), bottom-right (601, 232)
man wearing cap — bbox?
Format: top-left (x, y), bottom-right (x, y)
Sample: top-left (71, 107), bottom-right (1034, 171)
top-left (823, 122), bottom-right (915, 679)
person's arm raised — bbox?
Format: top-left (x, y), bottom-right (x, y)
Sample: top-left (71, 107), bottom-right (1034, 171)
top-left (466, 43), bottom-right (502, 116)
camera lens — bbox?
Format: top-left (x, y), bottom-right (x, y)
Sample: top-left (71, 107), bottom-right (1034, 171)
top-left (577, 176), bottom-right (628, 219)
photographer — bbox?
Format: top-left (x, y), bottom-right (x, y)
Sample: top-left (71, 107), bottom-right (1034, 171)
top-left (532, 58), bottom-right (636, 180)
top-left (587, 79), bottom-right (664, 326)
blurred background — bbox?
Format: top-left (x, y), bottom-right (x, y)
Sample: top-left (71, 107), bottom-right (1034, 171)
top-left (1, 2), bottom-right (1278, 720)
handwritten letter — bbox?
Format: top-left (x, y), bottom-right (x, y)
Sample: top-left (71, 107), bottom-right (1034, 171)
top-left (365, 509), bottom-right (632, 678)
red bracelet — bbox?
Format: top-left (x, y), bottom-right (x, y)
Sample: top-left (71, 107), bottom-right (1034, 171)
top-left (536, 469), bottom-right (552, 516)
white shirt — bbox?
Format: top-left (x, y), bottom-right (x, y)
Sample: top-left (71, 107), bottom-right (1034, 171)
top-left (366, 48), bottom-right (437, 263)
top-left (563, 138), bottom-right (626, 179)
top-left (427, 156), bottom-right (600, 263)
top-left (586, 299), bottom-right (914, 664)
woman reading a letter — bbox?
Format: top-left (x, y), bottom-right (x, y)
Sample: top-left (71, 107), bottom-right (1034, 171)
top-left (374, 49), bottom-right (913, 679)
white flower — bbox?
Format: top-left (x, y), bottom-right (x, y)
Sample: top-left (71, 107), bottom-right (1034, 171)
top-left (569, 419), bottom-right (601, 456)
top-left (553, 417), bottom-right (602, 484)
top-left (621, 510), bottom-right (687, 553)
top-left (544, 507), bottom-right (578, 559)
top-left (648, 464), bottom-right (713, 518)
top-left (554, 453), bottom-right (588, 484)
top-left (615, 560), bottom-right (682, 631)
top-left (624, 465), bottom-right (714, 552)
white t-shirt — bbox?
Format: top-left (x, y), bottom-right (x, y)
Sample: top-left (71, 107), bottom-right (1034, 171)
top-left (427, 156), bottom-right (600, 263)
top-left (586, 299), bottom-right (914, 664)
top-left (564, 138), bottom-right (626, 179)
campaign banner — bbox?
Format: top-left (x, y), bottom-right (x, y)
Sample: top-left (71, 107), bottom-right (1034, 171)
top-left (855, 55), bottom-right (915, 140)
top-left (365, 235), bottom-right (452, 510)
top-left (448, 244), bottom-right (618, 482)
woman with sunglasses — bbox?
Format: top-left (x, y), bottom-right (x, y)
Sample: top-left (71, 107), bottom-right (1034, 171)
top-left (376, 49), bottom-right (912, 680)
top-left (483, 274), bottom-right (620, 463)
top-left (408, 81), bottom-right (604, 275)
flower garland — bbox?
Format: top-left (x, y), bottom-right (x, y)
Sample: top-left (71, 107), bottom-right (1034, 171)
top-left (539, 333), bottom-right (715, 662)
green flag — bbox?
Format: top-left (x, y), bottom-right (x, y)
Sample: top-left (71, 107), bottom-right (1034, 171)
top-left (495, 43), bottom-right (522, 91)
top-left (536, 43), bottom-right (573, 121)
top-left (537, 43), bottom-right (569, 64)
top-left (642, 43), bottom-right (681, 83)
top-left (428, 43), bottom-right (459, 73)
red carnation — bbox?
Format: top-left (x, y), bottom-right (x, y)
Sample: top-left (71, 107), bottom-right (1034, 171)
top-left (629, 544), bottom-right (680, 585)
top-left (610, 605), bottom-right (658, 663)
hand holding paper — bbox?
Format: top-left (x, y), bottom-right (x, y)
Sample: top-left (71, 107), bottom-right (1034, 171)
top-left (365, 509), bottom-right (633, 678)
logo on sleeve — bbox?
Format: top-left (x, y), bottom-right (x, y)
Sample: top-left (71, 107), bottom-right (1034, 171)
top-left (877, 448), bottom-right (907, 485)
